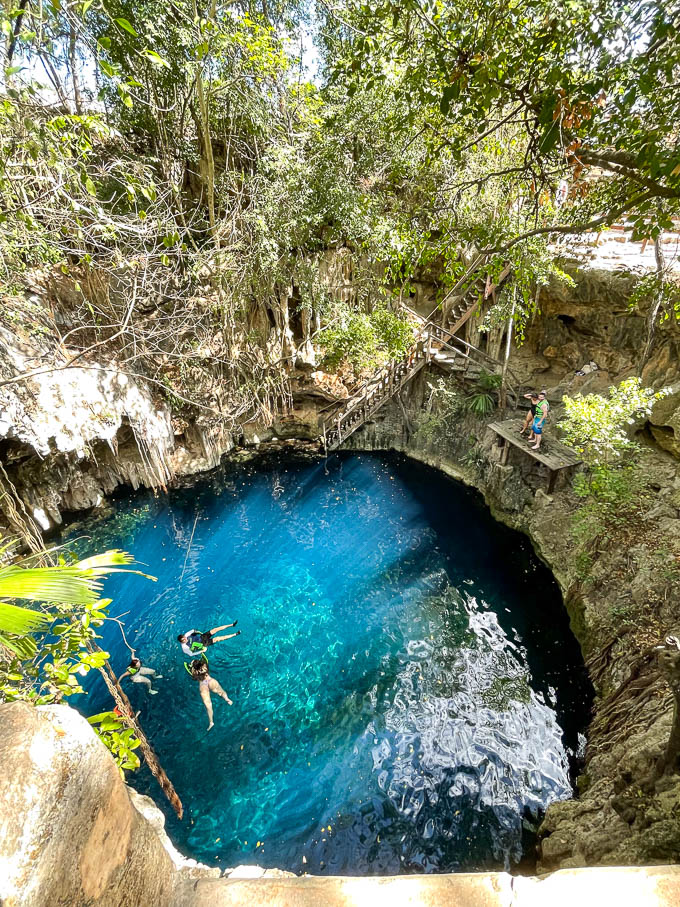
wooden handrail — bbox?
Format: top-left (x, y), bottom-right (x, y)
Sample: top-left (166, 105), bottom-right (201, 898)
top-left (320, 254), bottom-right (519, 451)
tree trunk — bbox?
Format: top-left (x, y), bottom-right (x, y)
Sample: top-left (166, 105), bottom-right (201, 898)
top-left (639, 235), bottom-right (665, 375)
top-left (657, 635), bottom-right (680, 776)
top-left (38, 50), bottom-right (71, 112)
top-left (500, 289), bottom-right (516, 410)
top-left (195, 71), bottom-right (217, 242)
top-left (68, 22), bottom-right (83, 115)
top-left (6, 0), bottom-right (29, 71)
top-left (191, 0), bottom-right (218, 245)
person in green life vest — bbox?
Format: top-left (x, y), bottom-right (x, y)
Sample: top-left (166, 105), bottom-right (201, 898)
top-left (116, 657), bottom-right (162, 695)
top-left (177, 622), bottom-right (240, 658)
top-left (527, 390), bottom-right (550, 450)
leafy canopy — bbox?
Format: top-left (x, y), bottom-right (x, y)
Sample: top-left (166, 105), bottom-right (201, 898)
top-left (559, 377), bottom-right (669, 467)
top-left (325, 0), bottom-right (680, 244)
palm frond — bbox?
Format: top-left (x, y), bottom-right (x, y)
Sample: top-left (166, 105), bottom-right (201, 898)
top-left (0, 566), bottom-right (101, 606)
top-left (0, 632), bottom-right (38, 658)
top-left (76, 550), bottom-right (157, 582)
top-left (76, 550), bottom-right (135, 571)
top-left (0, 601), bottom-right (50, 634)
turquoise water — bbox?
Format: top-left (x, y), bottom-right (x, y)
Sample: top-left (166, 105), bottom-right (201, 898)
top-left (73, 451), bottom-right (591, 875)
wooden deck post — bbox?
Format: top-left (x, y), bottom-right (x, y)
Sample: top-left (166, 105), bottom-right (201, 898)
top-left (500, 439), bottom-right (509, 465)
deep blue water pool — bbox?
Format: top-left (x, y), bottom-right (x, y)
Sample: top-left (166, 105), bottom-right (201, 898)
top-left (71, 451), bottom-right (591, 875)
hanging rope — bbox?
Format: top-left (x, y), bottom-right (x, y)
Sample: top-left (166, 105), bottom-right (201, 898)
top-left (180, 510), bottom-right (200, 583)
top-left (106, 612), bottom-right (136, 657)
top-left (89, 642), bottom-right (183, 819)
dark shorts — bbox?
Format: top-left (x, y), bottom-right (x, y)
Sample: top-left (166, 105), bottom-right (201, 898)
top-left (200, 632), bottom-right (214, 647)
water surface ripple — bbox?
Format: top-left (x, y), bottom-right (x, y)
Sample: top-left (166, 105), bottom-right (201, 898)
top-left (74, 451), bottom-right (591, 874)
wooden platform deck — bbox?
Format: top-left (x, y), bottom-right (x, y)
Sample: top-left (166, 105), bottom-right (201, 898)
top-left (488, 418), bottom-right (582, 492)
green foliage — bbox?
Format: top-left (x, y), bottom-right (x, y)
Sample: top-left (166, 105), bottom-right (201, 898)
top-left (328, 0), bottom-right (680, 243)
top-left (629, 272), bottom-right (680, 324)
top-left (570, 462), bottom-right (651, 584)
top-left (88, 712), bottom-right (141, 774)
top-left (560, 378), bottom-right (669, 467)
top-left (460, 441), bottom-right (487, 475)
top-left (319, 304), bottom-right (413, 372)
top-left (415, 376), bottom-right (465, 444)
top-left (562, 380), bottom-right (665, 576)
top-left (2, 0), bottom-right (678, 434)
top-left (465, 369), bottom-right (501, 415)
top-left (0, 548), bottom-right (153, 772)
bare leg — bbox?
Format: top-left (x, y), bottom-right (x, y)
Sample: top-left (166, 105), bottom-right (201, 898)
top-left (139, 666), bottom-right (162, 679)
top-left (532, 433), bottom-right (543, 450)
top-left (210, 623), bottom-right (235, 634)
top-left (131, 674), bottom-right (157, 695)
top-left (212, 632), bottom-right (239, 643)
top-left (209, 677), bottom-right (233, 705)
top-left (199, 685), bottom-right (214, 729)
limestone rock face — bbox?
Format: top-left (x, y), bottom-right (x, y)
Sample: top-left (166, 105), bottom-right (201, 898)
top-left (0, 702), bottom-right (178, 907)
top-left (510, 264), bottom-right (680, 461)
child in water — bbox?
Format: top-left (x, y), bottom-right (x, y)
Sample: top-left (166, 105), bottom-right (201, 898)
top-left (116, 657), bottom-right (162, 694)
top-left (190, 659), bottom-right (233, 730)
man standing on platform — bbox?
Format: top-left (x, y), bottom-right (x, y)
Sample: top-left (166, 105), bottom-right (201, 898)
top-left (528, 390), bottom-right (549, 450)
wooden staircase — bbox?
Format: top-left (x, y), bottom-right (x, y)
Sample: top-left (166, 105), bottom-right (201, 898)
top-left (321, 336), bottom-right (432, 451)
top-left (319, 256), bottom-right (516, 452)
top-left (439, 255), bottom-right (513, 336)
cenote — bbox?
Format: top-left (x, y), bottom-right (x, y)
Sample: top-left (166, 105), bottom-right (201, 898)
top-left (71, 451), bottom-right (592, 876)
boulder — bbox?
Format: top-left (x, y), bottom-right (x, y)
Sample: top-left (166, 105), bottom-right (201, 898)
top-left (0, 702), bottom-right (178, 907)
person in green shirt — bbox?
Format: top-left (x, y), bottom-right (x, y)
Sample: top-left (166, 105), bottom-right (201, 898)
top-left (528, 391), bottom-right (550, 450)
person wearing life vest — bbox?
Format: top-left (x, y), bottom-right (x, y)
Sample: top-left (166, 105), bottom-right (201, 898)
top-left (189, 658), bottom-right (233, 730)
top-left (527, 390), bottom-right (550, 450)
top-left (177, 621), bottom-right (240, 658)
top-left (116, 657), bottom-right (162, 695)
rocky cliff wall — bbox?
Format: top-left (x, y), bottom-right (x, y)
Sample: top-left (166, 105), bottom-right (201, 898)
top-left (510, 261), bottom-right (680, 454)
top-left (0, 247), bottom-right (414, 540)
top-left (0, 702), bottom-right (205, 906)
top-left (0, 701), bottom-right (298, 906)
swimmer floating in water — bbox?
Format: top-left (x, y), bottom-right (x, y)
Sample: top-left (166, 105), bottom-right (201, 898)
top-left (190, 658), bottom-right (232, 730)
top-left (177, 622), bottom-right (240, 658)
top-left (116, 657), bottom-right (162, 695)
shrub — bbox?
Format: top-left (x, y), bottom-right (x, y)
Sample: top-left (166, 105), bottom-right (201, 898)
top-left (415, 377), bottom-right (465, 443)
top-left (319, 304), bottom-right (413, 372)
top-left (465, 369), bottom-right (502, 415)
top-left (560, 377), bottom-right (669, 469)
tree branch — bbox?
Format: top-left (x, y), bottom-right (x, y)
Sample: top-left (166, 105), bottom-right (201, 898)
top-left (483, 190), bottom-right (655, 255)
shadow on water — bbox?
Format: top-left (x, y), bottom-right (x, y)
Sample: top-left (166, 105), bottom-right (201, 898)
top-left (63, 449), bottom-right (593, 876)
